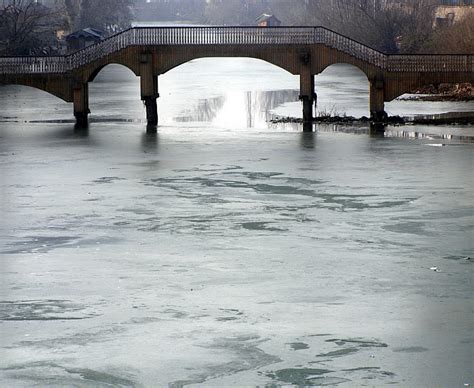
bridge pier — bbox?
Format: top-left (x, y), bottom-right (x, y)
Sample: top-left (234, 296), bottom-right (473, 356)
top-left (300, 70), bottom-right (315, 132)
top-left (73, 83), bottom-right (89, 128)
top-left (143, 96), bottom-right (158, 128)
top-left (140, 56), bottom-right (159, 132)
top-left (370, 79), bottom-right (387, 121)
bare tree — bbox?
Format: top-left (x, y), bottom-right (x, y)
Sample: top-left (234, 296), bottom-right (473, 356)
top-left (78, 0), bottom-right (135, 33)
top-left (0, 0), bottom-right (68, 55)
top-left (300, 0), bottom-right (436, 53)
top-left (425, 16), bottom-right (474, 54)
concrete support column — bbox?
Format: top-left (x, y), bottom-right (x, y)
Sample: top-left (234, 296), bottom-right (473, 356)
top-left (73, 83), bottom-right (89, 128)
top-left (370, 78), bottom-right (387, 121)
top-left (300, 66), bottom-right (315, 132)
top-left (140, 56), bottom-right (159, 131)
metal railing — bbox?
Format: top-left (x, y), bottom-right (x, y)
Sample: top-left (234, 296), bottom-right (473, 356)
top-left (0, 27), bottom-right (472, 75)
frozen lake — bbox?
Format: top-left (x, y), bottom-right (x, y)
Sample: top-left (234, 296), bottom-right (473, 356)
top-left (0, 59), bottom-right (473, 387)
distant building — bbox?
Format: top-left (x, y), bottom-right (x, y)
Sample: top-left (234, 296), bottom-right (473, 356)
top-left (66, 28), bottom-right (104, 52)
top-left (256, 14), bottom-right (281, 27)
top-left (434, 0), bottom-right (474, 26)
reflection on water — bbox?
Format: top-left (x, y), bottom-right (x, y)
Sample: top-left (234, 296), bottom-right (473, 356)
top-left (174, 89), bottom-right (299, 128)
top-left (175, 96), bottom-right (226, 123)
top-left (312, 123), bottom-right (474, 142)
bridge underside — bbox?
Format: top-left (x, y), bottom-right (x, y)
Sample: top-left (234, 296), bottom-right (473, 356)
top-left (1, 43), bottom-right (473, 130)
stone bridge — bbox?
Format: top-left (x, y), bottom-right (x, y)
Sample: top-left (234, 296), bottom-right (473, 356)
top-left (1, 26), bottom-right (473, 130)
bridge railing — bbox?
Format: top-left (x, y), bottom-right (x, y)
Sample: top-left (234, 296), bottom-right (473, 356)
top-left (388, 54), bottom-right (473, 72)
top-left (315, 28), bottom-right (387, 69)
top-left (0, 55), bottom-right (66, 74)
top-left (0, 27), bottom-right (472, 75)
top-left (67, 29), bottom-right (135, 71)
top-left (131, 26), bottom-right (316, 46)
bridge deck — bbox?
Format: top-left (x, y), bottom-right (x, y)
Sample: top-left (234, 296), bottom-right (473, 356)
top-left (0, 27), bottom-right (472, 75)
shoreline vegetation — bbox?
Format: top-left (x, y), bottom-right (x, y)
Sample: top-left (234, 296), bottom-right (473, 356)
top-left (271, 113), bottom-right (474, 126)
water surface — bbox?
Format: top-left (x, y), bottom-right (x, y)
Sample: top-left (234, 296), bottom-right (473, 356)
top-left (0, 59), bottom-right (473, 387)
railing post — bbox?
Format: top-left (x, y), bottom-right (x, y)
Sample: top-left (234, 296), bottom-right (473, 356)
top-left (73, 82), bottom-right (89, 128)
top-left (140, 52), bottom-right (159, 132)
top-left (369, 77), bottom-right (387, 121)
top-left (299, 53), bottom-right (315, 132)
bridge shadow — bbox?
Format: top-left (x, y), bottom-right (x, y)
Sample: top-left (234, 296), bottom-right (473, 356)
top-left (141, 131), bottom-right (159, 152)
top-left (300, 131), bottom-right (317, 150)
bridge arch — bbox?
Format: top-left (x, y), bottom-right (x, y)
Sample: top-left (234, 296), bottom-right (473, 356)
top-left (0, 77), bottom-right (73, 102)
top-left (162, 56), bottom-right (296, 78)
top-left (315, 63), bottom-right (370, 117)
top-left (87, 62), bottom-right (139, 83)
top-left (86, 64), bottom-right (142, 121)
top-left (318, 62), bottom-right (370, 81)
top-left (154, 45), bottom-right (301, 76)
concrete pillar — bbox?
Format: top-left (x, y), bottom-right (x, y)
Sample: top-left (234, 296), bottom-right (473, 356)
top-left (140, 56), bottom-right (159, 131)
top-left (370, 78), bottom-right (387, 121)
top-left (73, 83), bottom-right (89, 128)
top-left (300, 67), bottom-right (315, 132)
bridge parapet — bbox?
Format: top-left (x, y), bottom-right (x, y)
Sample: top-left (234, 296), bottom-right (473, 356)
top-left (1, 27), bottom-right (471, 75)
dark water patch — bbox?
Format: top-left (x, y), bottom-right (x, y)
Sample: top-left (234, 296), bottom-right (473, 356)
top-left (126, 317), bottom-right (163, 325)
top-left (170, 336), bottom-right (281, 387)
top-left (341, 367), bottom-right (396, 381)
top-left (326, 338), bottom-right (388, 348)
top-left (265, 368), bottom-right (334, 386)
top-left (223, 171), bottom-right (284, 180)
top-left (92, 176), bottom-right (126, 184)
top-left (240, 222), bottom-right (286, 232)
top-left (382, 221), bottom-right (431, 236)
top-left (253, 183), bottom-right (315, 196)
top-left (288, 342), bottom-right (310, 351)
top-left (144, 176), bottom-right (315, 197)
top-left (342, 367), bottom-right (381, 372)
top-left (219, 308), bottom-right (243, 314)
top-left (119, 207), bottom-right (156, 216)
top-left (392, 346), bottom-right (429, 353)
top-left (162, 309), bottom-right (188, 319)
top-left (443, 255), bottom-right (472, 264)
top-left (144, 176), bottom-right (397, 211)
top-left (264, 204), bottom-right (319, 213)
top-left (216, 316), bottom-right (239, 321)
top-left (76, 236), bottom-right (121, 247)
top-left (285, 177), bottom-right (326, 186)
top-left (369, 200), bottom-right (414, 209)
top-left (0, 300), bottom-right (97, 321)
top-left (316, 348), bottom-right (359, 358)
top-left (217, 308), bottom-right (244, 321)
top-left (1, 362), bottom-right (138, 387)
top-left (12, 325), bottom-right (126, 349)
top-left (1, 235), bottom-right (79, 254)
top-left (174, 165), bottom-right (243, 173)
top-left (114, 221), bottom-right (132, 226)
top-left (65, 368), bottom-right (138, 386)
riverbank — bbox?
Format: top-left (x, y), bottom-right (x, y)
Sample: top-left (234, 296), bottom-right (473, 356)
top-left (400, 83), bottom-right (474, 102)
